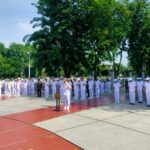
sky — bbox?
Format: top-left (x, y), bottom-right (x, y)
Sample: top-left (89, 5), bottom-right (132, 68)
top-left (0, 0), bottom-right (128, 66)
top-left (0, 0), bottom-right (38, 47)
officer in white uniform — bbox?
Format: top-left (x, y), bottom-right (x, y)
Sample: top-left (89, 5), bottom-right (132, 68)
top-left (128, 78), bottom-right (136, 105)
top-left (73, 78), bottom-right (79, 101)
top-left (113, 79), bottom-right (121, 104)
top-left (88, 78), bottom-right (94, 99)
top-left (136, 78), bottom-right (143, 103)
top-left (80, 77), bottom-right (87, 100)
top-left (7, 80), bottom-right (12, 97)
top-left (16, 79), bottom-right (21, 96)
top-left (63, 78), bottom-right (72, 110)
top-left (100, 80), bottom-right (104, 94)
top-left (144, 77), bottom-right (150, 107)
top-left (44, 79), bottom-right (50, 98)
top-left (23, 80), bottom-right (28, 96)
top-left (59, 78), bottom-right (64, 100)
top-left (0, 80), bottom-right (2, 96)
top-left (95, 79), bottom-right (100, 97)
top-left (52, 79), bottom-right (57, 99)
top-left (106, 79), bottom-right (111, 94)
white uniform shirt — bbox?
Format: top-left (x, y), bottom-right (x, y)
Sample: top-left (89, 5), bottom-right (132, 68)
top-left (64, 82), bottom-right (71, 95)
top-left (80, 80), bottom-right (87, 90)
top-left (106, 81), bottom-right (111, 88)
top-left (113, 82), bottom-right (121, 92)
top-left (144, 82), bottom-right (150, 93)
top-left (128, 81), bottom-right (136, 92)
top-left (45, 81), bottom-right (49, 88)
top-left (59, 80), bottom-right (64, 89)
top-left (52, 81), bottom-right (56, 90)
top-left (88, 80), bottom-right (94, 89)
top-left (136, 81), bottom-right (143, 91)
top-left (73, 81), bottom-right (79, 90)
top-left (95, 80), bottom-right (100, 89)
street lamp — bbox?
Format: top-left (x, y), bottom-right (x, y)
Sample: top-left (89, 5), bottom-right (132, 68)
top-left (27, 52), bottom-right (30, 78)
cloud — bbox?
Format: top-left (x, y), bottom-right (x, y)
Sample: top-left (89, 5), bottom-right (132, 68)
top-left (17, 22), bottom-right (34, 33)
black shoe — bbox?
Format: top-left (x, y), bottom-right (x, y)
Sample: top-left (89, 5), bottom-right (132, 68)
top-left (147, 105), bottom-right (150, 107)
top-left (130, 103), bottom-right (135, 105)
top-left (138, 101), bottom-right (143, 104)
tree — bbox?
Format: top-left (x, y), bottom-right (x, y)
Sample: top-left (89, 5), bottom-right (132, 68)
top-left (25, 0), bottom-right (131, 78)
top-left (0, 42), bottom-right (35, 78)
top-left (128, 0), bottom-right (150, 76)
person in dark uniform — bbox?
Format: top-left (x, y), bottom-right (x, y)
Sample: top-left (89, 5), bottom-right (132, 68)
top-left (37, 78), bottom-right (43, 97)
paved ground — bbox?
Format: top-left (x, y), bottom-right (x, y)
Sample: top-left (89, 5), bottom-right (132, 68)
top-left (0, 92), bottom-right (150, 150)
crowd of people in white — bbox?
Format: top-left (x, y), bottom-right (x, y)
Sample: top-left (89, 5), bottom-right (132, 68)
top-left (0, 76), bottom-right (150, 110)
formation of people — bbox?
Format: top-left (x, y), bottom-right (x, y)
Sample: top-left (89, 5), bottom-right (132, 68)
top-left (0, 76), bottom-right (150, 110)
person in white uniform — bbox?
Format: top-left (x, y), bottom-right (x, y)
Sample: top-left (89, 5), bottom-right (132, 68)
top-left (30, 79), bottom-right (35, 96)
top-left (0, 80), bottom-right (2, 96)
top-left (52, 79), bottom-right (57, 99)
top-left (23, 80), bottom-right (28, 96)
top-left (95, 79), bottom-right (100, 97)
top-left (80, 77), bottom-right (87, 100)
top-left (136, 78), bottom-right (143, 103)
top-left (144, 77), bottom-right (150, 107)
top-left (63, 78), bottom-right (72, 110)
top-left (88, 78), bottom-right (94, 99)
top-left (7, 80), bottom-right (12, 97)
top-left (106, 79), bottom-right (111, 94)
top-left (44, 79), bottom-right (50, 98)
top-left (59, 78), bottom-right (64, 100)
top-left (73, 78), bottom-right (79, 101)
top-left (100, 80), bottom-right (104, 94)
top-left (128, 78), bottom-right (136, 105)
top-left (16, 79), bottom-right (21, 96)
top-left (113, 79), bottom-right (121, 104)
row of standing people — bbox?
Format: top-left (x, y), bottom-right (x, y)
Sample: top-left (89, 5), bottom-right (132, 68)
top-left (1, 77), bottom-right (150, 107)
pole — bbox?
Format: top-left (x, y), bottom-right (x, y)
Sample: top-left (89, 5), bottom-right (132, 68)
top-left (27, 52), bottom-right (31, 78)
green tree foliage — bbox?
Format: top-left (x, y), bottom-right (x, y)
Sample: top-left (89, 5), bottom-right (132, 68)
top-left (24, 0), bottom-right (130, 78)
top-left (128, 0), bottom-right (150, 76)
top-left (0, 42), bottom-right (34, 78)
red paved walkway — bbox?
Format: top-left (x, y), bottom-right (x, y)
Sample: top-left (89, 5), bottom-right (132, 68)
top-left (0, 95), bottom-right (114, 150)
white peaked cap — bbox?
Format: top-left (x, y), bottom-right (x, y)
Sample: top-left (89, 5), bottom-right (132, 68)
top-left (128, 77), bottom-right (133, 81)
top-left (145, 77), bottom-right (150, 80)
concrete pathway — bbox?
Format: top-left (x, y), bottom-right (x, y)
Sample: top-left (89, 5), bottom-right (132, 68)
top-left (1, 93), bottom-right (150, 150)
top-left (35, 101), bottom-right (150, 150)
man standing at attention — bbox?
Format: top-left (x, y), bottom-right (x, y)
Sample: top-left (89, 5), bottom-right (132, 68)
top-left (128, 78), bottom-right (136, 105)
top-left (63, 78), bottom-right (72, 110)
top-left (113, 79), bottom-right (121, 104)
top-left (136, 78), bottom-right (143, 103)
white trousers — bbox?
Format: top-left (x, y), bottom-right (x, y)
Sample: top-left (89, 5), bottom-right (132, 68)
top-left (60, 89), bottom-right (64, 99)
top-left (89, 88), bottom-right (94, 99)
top-left (16, 88), bottom-right (21, 96)
top-left (146, 92), bottom-right (150, 105)
top-left (24, 88), bottom-right (28, 96)
top-left (81, 89), bottom-right (86, 100)
top-left (0, 87), bottom-right (1, 96)
top-left (107, 86), bottom-right (111, 94)
top-left (137, 90), bottom-right (143, 102)
top-left (74, 89), bottom-right (79, 100)
top-left (96, 88), bottom-right (100, 97)
top-left (52, 89), bottom-right (56, 99)
top-left (64, 93), bottom-right (70, 107)
top-left (101, 87), bottom-right (104, 94)
top-left (129, 91), bottom-right (135, 104)
top-left (45, 87), bottom-right (49, 98)
top-left (114, 91), bottom-right (120, 104)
